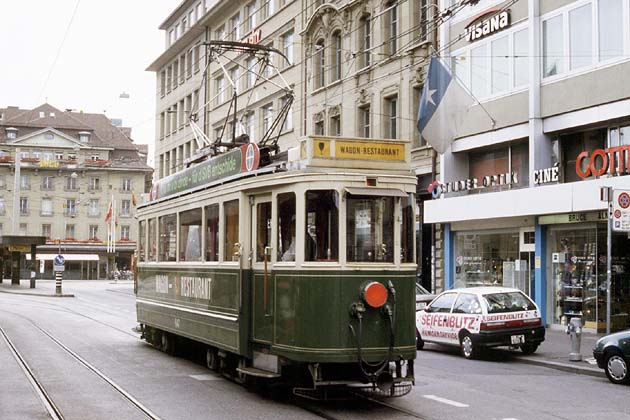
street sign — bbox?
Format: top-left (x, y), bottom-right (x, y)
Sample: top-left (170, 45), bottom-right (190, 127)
top-left (612, 189), bottom-right (630, 232)
top-left (54, 254), bottom-right (65, 272)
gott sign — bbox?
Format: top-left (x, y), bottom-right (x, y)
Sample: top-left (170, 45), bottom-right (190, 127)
top-left (576, 145), bottom-right (630, 178)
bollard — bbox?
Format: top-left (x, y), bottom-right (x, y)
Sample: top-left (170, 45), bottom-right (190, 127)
top-left (566, 317), bottom-right (582, 362)
top-left (55, 270), bottom-right (63, 296)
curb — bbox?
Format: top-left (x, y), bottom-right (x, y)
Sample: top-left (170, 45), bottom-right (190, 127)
top-left (515, 356), bottom-right (604, 378)
top-left (0, 290), bottom-right (75, 298)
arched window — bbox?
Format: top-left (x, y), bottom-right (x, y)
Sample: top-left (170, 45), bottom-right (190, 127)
top-left (314, 39), bottom-right (325, 88)
top-left (331, 31), bottom-right (342, 82)
top-left (360, 15), bottom-right (371, 68)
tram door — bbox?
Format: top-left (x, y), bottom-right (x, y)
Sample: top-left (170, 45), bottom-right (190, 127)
top-left (251, 195), bottom-right (274, 343)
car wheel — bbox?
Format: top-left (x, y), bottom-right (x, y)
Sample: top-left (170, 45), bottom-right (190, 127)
top-left (460, 333), bottom-right (477, 360)
top-left (520, 343), bottom-right (539, 355)
top-left (605, 352), bottom-right (630, 385)
top-left (416, 330), bottom-right (425, 350)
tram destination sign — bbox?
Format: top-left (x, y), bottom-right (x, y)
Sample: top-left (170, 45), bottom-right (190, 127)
top-left (151, 143), bottom-right (260, 200)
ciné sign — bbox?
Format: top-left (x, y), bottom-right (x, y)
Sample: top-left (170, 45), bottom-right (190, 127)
top-left (465, 10), bottom-right (510, 42)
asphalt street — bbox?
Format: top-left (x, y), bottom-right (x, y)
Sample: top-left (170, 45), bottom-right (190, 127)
top-left (0, 280), bottom-right (628, 420)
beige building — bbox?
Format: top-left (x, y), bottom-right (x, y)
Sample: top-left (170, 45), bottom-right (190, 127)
top-left (0, 103), bottom-right (152, 279)
top-left (148, 0), bottom-right (439, 290)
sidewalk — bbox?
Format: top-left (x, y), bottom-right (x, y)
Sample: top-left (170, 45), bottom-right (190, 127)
top-left (512, 326), bottom-right (604, 377)
top-left (0, 279), bottom-right (75, 297)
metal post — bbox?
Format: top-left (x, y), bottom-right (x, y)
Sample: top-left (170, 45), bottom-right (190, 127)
top-left (29, 244), bottom-right (36, 288)
top-left (607, 192), bottom-right (612, 335)
top-left (55, 270), bottom-right (62, 296)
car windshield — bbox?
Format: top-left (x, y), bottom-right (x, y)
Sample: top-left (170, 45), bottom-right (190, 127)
top-left (416, 284), bottom-right (430, 295)
top-left (481, 292), bottom-right (535, 314)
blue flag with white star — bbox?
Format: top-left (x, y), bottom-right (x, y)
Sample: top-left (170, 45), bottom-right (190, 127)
top-left (417, 57), bottom-right (474, 154)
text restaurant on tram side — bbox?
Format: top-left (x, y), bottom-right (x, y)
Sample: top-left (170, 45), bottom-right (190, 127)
top-left (135, 135), bottom-right (418, 398)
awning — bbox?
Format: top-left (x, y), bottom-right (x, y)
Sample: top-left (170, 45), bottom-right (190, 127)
top-left (25, 254), bottom-right (100, 261)
top-left (344, 187), bottom-right (409, 198)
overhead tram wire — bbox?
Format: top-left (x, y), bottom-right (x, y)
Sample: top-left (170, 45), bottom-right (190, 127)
top-left (39, 0), bottom-right (82, 100)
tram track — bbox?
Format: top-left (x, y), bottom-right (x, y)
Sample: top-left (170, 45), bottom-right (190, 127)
top-left (0, 312), bottom-right (162, 420)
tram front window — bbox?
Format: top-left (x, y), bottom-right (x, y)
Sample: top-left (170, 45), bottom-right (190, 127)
top-left (305, 190), bottom-right (338, 261)
top-left (256, 202), bottom-right (271, 262)
top-left (138, 220), bottom-right (146, 262)
top-left (346, 196), bottom-right (394, 263)
top-left (180, 208), bottom-right (202, 261)
top-left (224, 200), bottom-right (239, 262)
top-left (205, 204), bottom-right (219, 262)
top-left (159, 214), bottom-right (177, 262)
top-left (148, 218), bottom-right (157, 261)
top-left (278, 193), bottom-right (296, 262)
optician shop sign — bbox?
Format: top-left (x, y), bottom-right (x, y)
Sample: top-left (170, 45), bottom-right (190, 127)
top-left (465, 9), bottom-right (510, 42)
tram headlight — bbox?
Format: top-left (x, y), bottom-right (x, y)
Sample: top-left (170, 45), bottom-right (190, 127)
top-left (362, 282), bottom-right (388, 308)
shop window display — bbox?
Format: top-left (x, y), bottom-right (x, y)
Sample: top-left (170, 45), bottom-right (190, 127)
top-left (454, 231), bottom-right (523, 291)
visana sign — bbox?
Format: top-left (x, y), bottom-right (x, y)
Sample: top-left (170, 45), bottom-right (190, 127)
top-left (576, 145), bottom-right (630, 178)
top-left (465, 10), bottom-right (510, 42)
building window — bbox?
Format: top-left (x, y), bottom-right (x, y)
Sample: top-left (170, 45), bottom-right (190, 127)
top-left (42, 224), bottom-right (52, 239)
top-left (262, 104), bottom-right (274, 134)
top-left (20, 197), bottom-right (28, 216)
top-left (122, 178), bottom-right (132, 192)
top-left (599, 0), bottom-right (623, 60)
top-left (193, 45), bottom-right (200, 73)
top-left (246, 1), bottom-right (257, 32)
top-left (543, 14), bottom-right (565, 77)
top-left (6, 128), bottom-right (18, 139)
top-left (20, 174), bottom-right (30, 189)
top-left (216, 76), bottom-right (226, 104)
top-left (65, 224), bottom-right (75, 239)
top-left (417, 0), bottom-right (429, 42)
top-left (468, 141), bottom-right (529, 192)
top-left (314, 113), bottom-right (324, 135)
top-left (229, 67), bottom-right (239, 96)
top-left (79, 132), bottom-right (90, 143)
top-left (121, 199), bottom-right (131, 216)
top-left (179, 98), bottom-right (185, 128)
top-left (282, 30), bottom-right (294, 66)
top-left (159, 112), bottom-right (165, 138)
top-left (359, 105), bottom-right (370, 138)
top-left (244, 112), bottom-right (256, 142)
top-left (121, 225), bottom-right (130, 241)
top-left (514, 29), bottom-right (529, 87)
top-left (360, 15), bottom-right (371, 68)
top-left (65, 199), bottom-right (77, 217)
top-left (331, 31), bottom-right (342, 82)
top-left (491, 36), bottom-right (509, 94)
top-left (385, 96), bottom-right (397, 139)
top-left (265, 43), bottom-right (274, 77)
top-left (215, 24), bottom-right (226, 40)
top-left (179, 55), bottom-right (186, 83)
top-left (0, 198), bottom-right (5, 215)
top-left (160, 70), bottom-right (166, 96)
top-left (262, 0), bottom-right (273, 19)
top-left (314, 39), bottom-right (325, 88)
top-left (89, 177), bottom-right (100, 191)
top-left (246, 57), bottom-right (257, 89)
top-left (282, 96), bottom-right (293, 131)
top-left (387, 2), bottom-right (398, 55)
top-left (41, 198), bottom-right (53, 216)
top-left (186, 49), bottom-right (193, 78)
top-left (66, 176), bottom-right (77, 191)
top-left (88, 199), bottom-right (99, 217)
top-left (231, 13), bottom-right (241, 40)
top-left (329, 109), bottom-right (341, 136)
top-left (569, 4), bottom-right (592, 71)
top-left (89, 225), bottom-right (99, 240)
top-left (55, 152), bottom-right (63, 160)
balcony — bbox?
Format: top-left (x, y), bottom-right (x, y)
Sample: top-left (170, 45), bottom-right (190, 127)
top-left (64, 210), bottom-right (78, 217)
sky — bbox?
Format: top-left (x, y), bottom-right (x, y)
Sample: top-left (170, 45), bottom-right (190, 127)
top-left (0, 0), bottom-right (178, 167)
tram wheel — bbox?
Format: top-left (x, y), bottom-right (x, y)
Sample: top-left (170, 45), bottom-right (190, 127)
top-left (161, 332), bottom-right (175, 355)
top-left (206, 348), bottom-right (219, 371)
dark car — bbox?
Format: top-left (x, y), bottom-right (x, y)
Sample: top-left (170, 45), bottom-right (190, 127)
top-left (593, 330), bottom-right (630, 384)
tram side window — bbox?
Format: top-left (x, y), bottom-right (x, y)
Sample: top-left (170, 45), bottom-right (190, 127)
top-left (159, 214), bottom-right (177, 262)
top-left (401, 194), bottom-right (414, 263)
top-left (180, 209), bottom-right (202, 261)
top-left (148, 218), bottom-right (157, 261)
top-left (138, 220), bottom-right (146, 262)
top-left (305, 190), bottom-right (339, 261)
top-left (224, 200), bottom-right (239, 261)
top-left (277, 193), bottom-right (296, 262)
top-left (256, 202), bottom-right (272, 262)
top-left (346, 195), bottom-right (394, 262)
top-left (205, 204), bottom-right (219, 261)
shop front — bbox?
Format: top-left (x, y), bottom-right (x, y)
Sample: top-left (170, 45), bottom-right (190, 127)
top-left (542, 212), bottom-right (630, 333)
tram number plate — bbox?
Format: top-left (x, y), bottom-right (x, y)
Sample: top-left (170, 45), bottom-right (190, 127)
top-left (511, 334), bottom-right (525, 345)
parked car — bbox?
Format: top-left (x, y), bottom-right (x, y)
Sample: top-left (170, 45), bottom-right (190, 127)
top-left (416, 283), bottom-right (435, 312)
top-left (415, 287), bottom-right (545, 359)
top-left (593, 330), bottom-right (630, 384)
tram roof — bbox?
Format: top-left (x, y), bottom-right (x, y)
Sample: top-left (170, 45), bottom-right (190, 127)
top-left (142, 137), bottom-right (413, 208)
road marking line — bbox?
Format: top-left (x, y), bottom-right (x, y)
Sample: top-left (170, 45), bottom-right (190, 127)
top-left (501, 418), bottom-right (520, 420)
top-left (190, 374), bottom-right (222, 381)
top-left (422, 395), bottom-right (469, 408)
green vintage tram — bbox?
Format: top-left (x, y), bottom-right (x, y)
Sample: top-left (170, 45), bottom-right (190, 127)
top-left (136, 136), bottom-right (417, 397)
